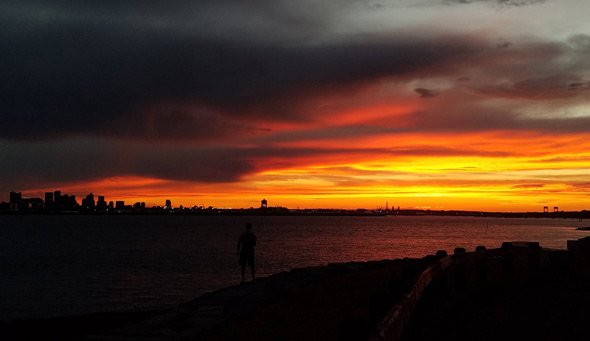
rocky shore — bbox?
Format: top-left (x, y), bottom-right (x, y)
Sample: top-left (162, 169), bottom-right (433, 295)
top-left (2, 237), bottom-right (590, 340)
top-left (1, 258), bottom-right (430, 340)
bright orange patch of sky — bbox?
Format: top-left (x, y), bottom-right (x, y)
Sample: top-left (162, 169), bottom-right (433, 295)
top-left (22, 130), bottom-right (590, 212)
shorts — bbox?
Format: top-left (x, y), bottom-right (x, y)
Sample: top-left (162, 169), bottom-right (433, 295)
top-left (239, 251), bottom-right (255, 267)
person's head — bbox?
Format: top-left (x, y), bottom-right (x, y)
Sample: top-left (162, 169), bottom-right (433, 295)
top-left (245, 222), bottom-right (252, 230)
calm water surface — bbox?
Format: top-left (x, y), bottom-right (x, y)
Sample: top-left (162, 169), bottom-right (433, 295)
top-left (0, 215), bottom-right (587, 320)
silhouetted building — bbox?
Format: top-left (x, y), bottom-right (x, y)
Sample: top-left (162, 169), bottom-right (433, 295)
top-left (9, 192), bottom-right (22, 211)
top-left (44, 192), bottom-right (54, 210)
top-left (61, 194), bottom-right (79, 210)
top-left (165, 199), bottom-right (172, 209)
top-left (27, 198), bottom-right (44, 211)
top-left (108, 201), bottom-right (114, 209)
top-left (7, 192), bottom-right (45, 212)
top-left (115, 201), bottom-right (125, 210)
top-left (82, 193), bottom-right (96, 210)
top-left (97, 196), bottom-right (107, 210)
top-left (261, 198), bottom-right (268, 209)
top-left (9, 191), bottom-right (22, 203)
top-left (54, 191), bottom-right (62, 210)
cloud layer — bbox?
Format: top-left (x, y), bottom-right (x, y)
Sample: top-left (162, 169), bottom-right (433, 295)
top-left (1, 0), bottom-right (590, 209)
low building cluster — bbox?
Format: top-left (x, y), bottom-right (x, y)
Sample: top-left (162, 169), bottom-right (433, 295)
top-left (0, 192), bottom-right (284, 215)
top-left (0, 190), bottom-right (157, 214)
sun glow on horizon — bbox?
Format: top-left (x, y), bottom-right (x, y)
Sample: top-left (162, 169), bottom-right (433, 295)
top-left (17, 129), bottom-right (590, 212)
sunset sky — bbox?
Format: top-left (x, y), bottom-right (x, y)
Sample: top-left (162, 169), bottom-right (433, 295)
top-left (2, 0), bottom-right (590, 211)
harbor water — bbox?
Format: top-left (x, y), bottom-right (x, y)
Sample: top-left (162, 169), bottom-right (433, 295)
top-left (0, 215), bottom-right (587, 321)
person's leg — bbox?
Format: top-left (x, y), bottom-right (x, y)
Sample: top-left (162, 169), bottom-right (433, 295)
top-left (251, 255), bottom-right (256, 280)
top-left (241, 265), bottom-right (246, 283)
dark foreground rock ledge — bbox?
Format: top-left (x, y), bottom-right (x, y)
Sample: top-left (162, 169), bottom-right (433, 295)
top-left (1, 258), bottom-right (429, 340)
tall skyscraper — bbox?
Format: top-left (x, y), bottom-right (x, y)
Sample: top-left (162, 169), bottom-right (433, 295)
top-left (97, 196), bottom-right (107, 210)
top-left (9, 192), bottom-right (22, 211)
top-left (54, 191), bottom-right (62, 209)
top-left (44, 192), bottom-right (54, 208)
top-left (82, 193), bottom-right (96, 210)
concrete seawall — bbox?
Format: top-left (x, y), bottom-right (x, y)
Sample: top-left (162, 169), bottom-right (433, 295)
top-left (375, 237), bottom-right (590, 341)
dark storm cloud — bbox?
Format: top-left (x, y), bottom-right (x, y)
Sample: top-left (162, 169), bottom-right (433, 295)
top-left (477, 75), bottom-right (590, 99)
top-left (2, 0), bottom-right (583, 143)
top-left (107, 108), bottom-right (271, 142)
top-left (445, 0), bottom-right (546, 6)
top-left (568, 82), bottom-right (590, 90)
top-left (0, 139), bottom-right (255, 186)
top-left (0, 0), bottom-right (493, 141)
top-left (406, 102), bottom-right (590, 134)
top-left (406, 107), bottom-right (527, 132)
top-left (414, 88), bottom-right (441, 98)
top-left (454, 34), bottom-right (590, 102)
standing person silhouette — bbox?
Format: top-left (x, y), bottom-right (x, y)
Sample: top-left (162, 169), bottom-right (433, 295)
top-left (237, 222), bottom-right (257, 283)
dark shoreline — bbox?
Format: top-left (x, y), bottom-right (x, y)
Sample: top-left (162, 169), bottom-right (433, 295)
top-left (2, 209), bottom-right (590, 219)
top-left (0, 309), bottom-right (166, 340)
top-left (1, 258), bottom-right (429, 340)
top-left (3, 237), bottom-right (590, 340)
